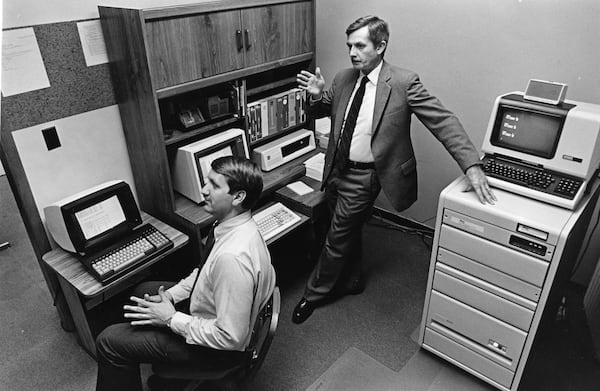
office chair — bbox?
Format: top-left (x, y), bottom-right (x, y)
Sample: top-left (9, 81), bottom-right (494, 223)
top-left (152, 286), bottom-right (281, 391)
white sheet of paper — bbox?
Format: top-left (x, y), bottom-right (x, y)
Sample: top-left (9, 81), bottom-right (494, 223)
top-left (287, 181), bottom-right (313, 196)
top-left (2, 28), bottom-right (51, 97)
top-left (77, 20), bottom-right (109, 67)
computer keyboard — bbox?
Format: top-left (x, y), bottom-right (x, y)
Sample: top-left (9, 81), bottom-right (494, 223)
top-left (253, 202), bottom-right (302, 242)
top-left (482, 155), bottom-right (583, 200)
top-left (84, 224), bottom-right (173, 284)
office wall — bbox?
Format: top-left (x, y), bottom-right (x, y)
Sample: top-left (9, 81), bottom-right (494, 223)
top-left (2, 0), bottom-right (217, 28)
top-left (12, 106), bottom-right (134, 222)
top-left (3, 0), bottom-right (100, 28)
top-left (314, 0), bottom-right (600, 226)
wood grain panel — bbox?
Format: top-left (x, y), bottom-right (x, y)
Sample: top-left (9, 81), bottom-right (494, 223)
top-left (99, 7), bottom-right (175, 219)
top-left (242, 1), bottom-right (314, 67)
top-left (145, 10), bottom-right (244, 89)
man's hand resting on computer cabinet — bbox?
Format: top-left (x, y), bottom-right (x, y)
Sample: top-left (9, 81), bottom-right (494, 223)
top-left (463, 165), bottom-right (497, 205)
top-left (123, 285), bottom-right (176, 328)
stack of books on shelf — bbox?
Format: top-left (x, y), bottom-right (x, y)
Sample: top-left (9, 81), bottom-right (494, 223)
top-left (247, 88), bottom-right (307, 144)
top-left (303, 152), bottom-right (325, 182)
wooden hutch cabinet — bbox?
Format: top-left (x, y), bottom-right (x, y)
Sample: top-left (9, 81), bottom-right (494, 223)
top-left (99, 0), bottom-right (315, 260)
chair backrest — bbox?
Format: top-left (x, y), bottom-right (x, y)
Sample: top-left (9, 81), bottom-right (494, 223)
top-left (243, 286), bottom-right (280, 382)
top-left (152, 286), bottom-right (280, 389)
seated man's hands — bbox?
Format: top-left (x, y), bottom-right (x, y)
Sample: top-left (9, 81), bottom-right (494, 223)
top-left (124, 286), bottom-right (175, 327)
top-left (463, 165), bottom-right (497, 204)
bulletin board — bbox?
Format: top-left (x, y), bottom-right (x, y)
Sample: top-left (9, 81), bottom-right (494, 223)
top-left (1, 20), bottom-right (117, 132)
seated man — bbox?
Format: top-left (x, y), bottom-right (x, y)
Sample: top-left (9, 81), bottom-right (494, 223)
top-left (95, 156), bottom-right (276, 391)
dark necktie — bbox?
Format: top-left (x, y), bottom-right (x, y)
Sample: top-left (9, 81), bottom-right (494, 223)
top-left (335, 76), bottom-right (369, 172)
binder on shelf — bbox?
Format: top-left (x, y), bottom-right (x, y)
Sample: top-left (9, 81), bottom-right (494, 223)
top-left (247, 87), bottom-right (307, 144)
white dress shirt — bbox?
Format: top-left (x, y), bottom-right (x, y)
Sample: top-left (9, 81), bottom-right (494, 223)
top-left (166, 211), bottom-right (276, 351)
top-left (342, 60), bottom-right (383, 163)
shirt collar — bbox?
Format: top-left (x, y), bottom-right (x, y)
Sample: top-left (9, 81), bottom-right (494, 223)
top-left (213, 210), bottom-right (252, 241)
top-left (362, 60), bottom-right (383, 86)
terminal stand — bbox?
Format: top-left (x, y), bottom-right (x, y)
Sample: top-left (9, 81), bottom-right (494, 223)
top-left (419, 176), bottom-right (600, 391)
top-left (42, 212), bottom-right (189, 358)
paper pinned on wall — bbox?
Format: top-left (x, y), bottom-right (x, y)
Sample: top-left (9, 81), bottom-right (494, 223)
top-left (1, 28), bottom-right (51, 97)
top-left (77, 20), bottom-right (109, 67)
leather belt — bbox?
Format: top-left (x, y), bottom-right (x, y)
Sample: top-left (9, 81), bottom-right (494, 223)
top-left (347, 160), bottom-right (375, 170)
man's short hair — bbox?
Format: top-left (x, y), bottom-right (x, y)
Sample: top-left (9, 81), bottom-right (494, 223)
top-left (211, 156), bottom-right (263, 210)
top-left (346, 15), bottom-right (389, 49)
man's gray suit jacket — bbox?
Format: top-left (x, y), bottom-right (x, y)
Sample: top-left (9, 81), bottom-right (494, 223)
top-left (308, 61), bottom-right (482, 212)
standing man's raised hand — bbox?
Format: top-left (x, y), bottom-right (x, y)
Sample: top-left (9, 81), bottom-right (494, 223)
top-left (297, 67), bottom-right (326, 98)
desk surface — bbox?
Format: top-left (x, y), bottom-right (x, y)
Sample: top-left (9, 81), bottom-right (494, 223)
top-left (42, 212), bottom-right (189, 298)
top-left (274, 176), bottom-right (327, 219)
top-left (173, 149), bottom-right (320, 228)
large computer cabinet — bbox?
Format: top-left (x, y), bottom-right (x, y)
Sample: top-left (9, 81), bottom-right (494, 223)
top-left (419, 176), bottom-right (600, 390)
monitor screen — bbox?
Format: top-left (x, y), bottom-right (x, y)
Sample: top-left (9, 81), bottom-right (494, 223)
top-left (75, 195), bottom-right (127, 240)
top-left (489, 95), bottom-right (573, 160)
top-left (492, 105), bottom-right (563, 158)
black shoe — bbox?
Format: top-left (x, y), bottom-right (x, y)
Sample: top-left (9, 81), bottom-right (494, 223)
top-left (292, 297), bottom-right (316, 324)
top-left (344, 277), bottom-right (366, 295)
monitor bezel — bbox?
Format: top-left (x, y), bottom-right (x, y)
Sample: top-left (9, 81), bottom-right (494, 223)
top-left (61, 181), bottom-right (141, 254)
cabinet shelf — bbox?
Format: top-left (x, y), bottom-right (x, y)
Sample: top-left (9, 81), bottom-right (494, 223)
top-left (156, 53), bottom-right (314, 99)
top-left (174, 150), bottom-right (312, 227)
top-left (164, 116), bottom-right (242, 147)
top-left (247, 76), bottom-right (297, 97)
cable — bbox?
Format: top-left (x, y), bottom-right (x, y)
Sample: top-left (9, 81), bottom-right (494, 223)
top-left (367, 217), bottom-right (434, 250)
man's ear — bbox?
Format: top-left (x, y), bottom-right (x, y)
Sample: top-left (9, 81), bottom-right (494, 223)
top-left (376, 40), bottom-right (387, 55)
top-left (232, 190), bottom-right (247, 207)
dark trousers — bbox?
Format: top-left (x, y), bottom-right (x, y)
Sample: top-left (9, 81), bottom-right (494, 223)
top-left (304, 167), bottom-right (381, 301)
top-left (95, 281), bottom-right (245, 391)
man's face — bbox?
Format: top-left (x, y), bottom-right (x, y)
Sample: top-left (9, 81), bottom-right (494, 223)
top-left (346, 25), bottom-right (385, 74)
top-left (202, 170), bottom-right (237, 220)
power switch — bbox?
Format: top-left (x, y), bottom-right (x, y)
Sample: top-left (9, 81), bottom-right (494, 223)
top-left (42, 126), bottom-right (61, 151)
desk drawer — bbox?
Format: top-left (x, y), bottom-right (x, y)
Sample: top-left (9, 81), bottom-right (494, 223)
top-left (426, 290), bottom-right (527, 370)
top-left (437, 248), bottom-right (541, 303)
top-left (433, 268), bottom-right (535, 330)
top-left (439, 225), bottom-right (549, 287)
top-left (424, 327), bottom-right (514, 389)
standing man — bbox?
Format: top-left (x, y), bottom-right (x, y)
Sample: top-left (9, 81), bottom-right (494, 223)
top-left (95, 156), bottom-right (276, 391)
top-left (292, 15), bottom-right (495, 324)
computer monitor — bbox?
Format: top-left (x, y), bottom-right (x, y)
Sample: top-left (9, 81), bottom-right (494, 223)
top-left (490, 99), bottom-right (567, 159)
top-left (482, 93), bottom-right (600, 180)
top-left (44, 180), bottom-right (141, 255)
top-left (171, 128), bottom-right (249, 203)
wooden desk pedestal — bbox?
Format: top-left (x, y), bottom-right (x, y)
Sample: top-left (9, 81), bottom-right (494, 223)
top-left (275, 176), bottom-right (330, 261)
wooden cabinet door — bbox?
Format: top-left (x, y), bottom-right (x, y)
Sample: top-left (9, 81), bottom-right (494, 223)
top-left (145, 9), bottom-right (245, 89)
top-left (241, 1), bottom-right (314, 67)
